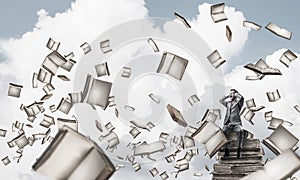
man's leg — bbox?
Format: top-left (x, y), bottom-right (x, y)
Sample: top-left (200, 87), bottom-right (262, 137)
top-left (234, 125), bottom-right (243, 158)
top-left (222, 125), bottom-right (231, 158)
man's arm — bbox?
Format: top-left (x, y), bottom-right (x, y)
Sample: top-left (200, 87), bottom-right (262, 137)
top-left (235, 92), bottom-right (244, 108)
top-left (219, 95), bottom-right (229, 107)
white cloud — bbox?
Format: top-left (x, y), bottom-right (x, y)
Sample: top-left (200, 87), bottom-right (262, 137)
top-left (190, 3), bottom-right (249, 66)
top-left (0, 0), bottom-right (273, 179)
top-left (0, 0), bottom-right (148, 179)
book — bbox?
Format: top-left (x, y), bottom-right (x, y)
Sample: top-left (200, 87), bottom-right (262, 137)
top-left (244, 58), bottom-right (282, 75)
top-left (95, 62), bottom-right (110, 77)
top-left (265, 22), bottom-right (292, 40)
top-left (207, 50), bottom-right (226, 68)
top-left (80, 42), bottom-right (91, 54)
top-left (42, 51), bottom-right (67, 75)
top-left (8, 83), bottom-right (23, 98)
top-left (262, 124), bottom-right (299, 155)
top-left (279, 49), bottom-right (297, 67)
top-left (210, 3), bottom-right (228, 23)
top-left (81, 74), bottom-right (112, 109)
top-left (266, 89), bottom-right (281, 102)
top-left (167, 104), bottom-right (188, 127)
top-left (243, 21), bottom-right (262, 31)
top-left (32, 126), bottom-right (115, 180)
top-left (157, 51), bottom-right (189, 81)
top-left (174, 12), bottom-right (191, 28)
top-left (226, 25), bottom-right (232, 42)
top-left (192, 120), bottom-right (227, 158)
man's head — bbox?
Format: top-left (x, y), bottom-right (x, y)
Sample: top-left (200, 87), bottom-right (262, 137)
top-left (229, 89), bottom-right (237, 101)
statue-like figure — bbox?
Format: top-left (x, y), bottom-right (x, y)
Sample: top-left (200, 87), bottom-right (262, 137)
top-left (219, 89), bottom-right (244, 158)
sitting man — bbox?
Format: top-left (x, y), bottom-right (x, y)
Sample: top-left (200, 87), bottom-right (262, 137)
top-left (219, 89), bottom-right (244, 158)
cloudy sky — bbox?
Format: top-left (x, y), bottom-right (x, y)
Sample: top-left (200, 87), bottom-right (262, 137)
top-left (0, 0), bottom-right (300, 179)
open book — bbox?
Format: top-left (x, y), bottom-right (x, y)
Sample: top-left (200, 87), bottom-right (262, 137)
top-left (242, 150), bottom-right (300, 180)
top-left (244, 58), bottom-right (282, 75)
top-left (262, 124), bottom-right (299, 155)
top-left (207, 50), bottom-right (226, 68)
top-left (266, 89), bottom-right (281, 102)
top-left (192, 120), bottom-right (227, 158)
top-left (81, 74), bottom-right (112, 109)
top-left (32, 126), bottom-right (115, 180)
top-left (265, 22), bottom-right (292, 40)
top-left (200, 109), bottom-right (221, 123)
top-left (210, 3), bottom-right (227, 23)
top-left (279, 49), bottom-right (297, 68)
top-left (42, 51), bottom-right (67, 75)
top-left (245, 98), bottom-right (265, 112)
top-left (157, 51), bottom-right (189, 81)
